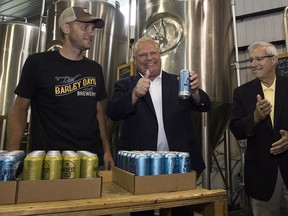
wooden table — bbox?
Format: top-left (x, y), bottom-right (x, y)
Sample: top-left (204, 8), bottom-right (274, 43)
top-left (0, 175), bottom-right (228, 216)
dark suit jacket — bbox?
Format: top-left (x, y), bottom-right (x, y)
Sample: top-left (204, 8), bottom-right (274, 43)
top-left (230, 75), bottom-right (288, 201)
top-left (106, 71), bottom-right (211, 174)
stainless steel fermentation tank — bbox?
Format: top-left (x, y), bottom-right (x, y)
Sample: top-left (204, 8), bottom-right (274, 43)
top-left (45, 0), bottom-right (128, 99)
top-left (135, 0), bottom-right (236, 187)
top-left (0, 22), bottom-right (39, 149)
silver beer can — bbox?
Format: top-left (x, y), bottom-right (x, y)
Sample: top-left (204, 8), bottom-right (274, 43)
top-left (178, 69), bottom-right (190, 99)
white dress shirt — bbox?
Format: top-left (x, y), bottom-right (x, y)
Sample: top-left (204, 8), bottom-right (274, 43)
top-left (148, 72), bottom-right (169, 151)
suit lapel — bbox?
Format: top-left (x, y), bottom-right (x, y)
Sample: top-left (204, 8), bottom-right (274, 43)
top-left (133, 72), bottom-right (155, 113)
top-left (274, 77), bottom-right (288, 130)
top-left (143, 91), bottom-right (154, 112)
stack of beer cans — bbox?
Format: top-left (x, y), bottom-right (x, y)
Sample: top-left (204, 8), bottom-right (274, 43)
top-left (21, 150), bottom-right (99, 180)
top-left (117, 150), bottom-right (191, 176)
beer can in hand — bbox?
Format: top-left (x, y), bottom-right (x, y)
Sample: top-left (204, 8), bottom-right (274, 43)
top-left (178, 69), bottom-right (191, 99)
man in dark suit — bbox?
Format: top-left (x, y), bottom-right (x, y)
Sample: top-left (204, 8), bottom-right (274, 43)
top-left (106, 36), bottom-right (211, 216)
top-left (230, 41), bottom-right (288, 216)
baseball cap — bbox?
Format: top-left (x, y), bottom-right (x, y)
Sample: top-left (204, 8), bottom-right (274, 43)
top-left (58, 6), bottom-right (105, 29)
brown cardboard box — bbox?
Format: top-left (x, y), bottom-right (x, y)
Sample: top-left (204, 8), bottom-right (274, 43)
top-left (0, 181), bottom-right (17, 204)
top-left (98, 170), bottom-right (112, 183)
top-left (112, 166), bottom-right (196, 195)
top-left (16, 177), bottom-right (102, 204)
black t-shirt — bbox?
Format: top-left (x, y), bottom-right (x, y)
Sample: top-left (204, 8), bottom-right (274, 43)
top-left (15, 51), bottom-right (107, 158)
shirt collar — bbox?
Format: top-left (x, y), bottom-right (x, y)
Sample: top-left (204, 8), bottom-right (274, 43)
top-left (138, 70), bottom-right (162, 81)
top-left (261, 78), bottom-right (276, 91)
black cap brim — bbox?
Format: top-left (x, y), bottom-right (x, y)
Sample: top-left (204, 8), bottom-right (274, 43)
top-left (76, 17), bottom-right (105, 29)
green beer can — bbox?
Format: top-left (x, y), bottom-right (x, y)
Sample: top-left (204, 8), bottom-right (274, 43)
top-left (23, 151), bottom-right (45, 180)
top-left (42, 151), bottom-right (62, 180)
top-left (78, 151), bottom-right (99, 178)
top-left (62, 151), bottom-right (81, 179)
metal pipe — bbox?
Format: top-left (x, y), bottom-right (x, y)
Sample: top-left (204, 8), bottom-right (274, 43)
top-left (225, 127), bottom-right (232, 202)
top-left (36, 0), bottom-right (46, 53)
top-left (202, 112), bottom-right (210, 189)
top-left (127, 0), bottom-right (132, 63)
top-left (230, 0), bottom-right (241, 87)
top-left (0, 119), bottom-right (6, 150)
top-left (229, 0), bottom-right (240, 204)
top-left (283, 6), bottom-right (288, 52)
top-left (0, 14), bottom-right (27, 23)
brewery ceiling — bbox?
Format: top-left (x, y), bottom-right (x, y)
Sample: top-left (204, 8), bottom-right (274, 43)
top-left (0, 0), bottom-right (128, 23)
top-left (0, 0), bottom-right (55, 23)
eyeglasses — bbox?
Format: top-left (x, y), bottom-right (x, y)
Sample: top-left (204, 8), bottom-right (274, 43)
top-left (248, 55), bottom-right (274, 63)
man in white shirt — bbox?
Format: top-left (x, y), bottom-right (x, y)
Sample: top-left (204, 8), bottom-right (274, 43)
top-left (107, 36), bottom-right (211, 216)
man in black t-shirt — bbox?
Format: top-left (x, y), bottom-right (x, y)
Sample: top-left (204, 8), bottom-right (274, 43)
top-left (6, 6), bottom-right (114, 168)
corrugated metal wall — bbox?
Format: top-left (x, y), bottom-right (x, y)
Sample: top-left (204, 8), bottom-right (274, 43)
top-left (235, 0), bottom-right (288, 85)
top-left (236, 0), bottom-right (288, 15)
top-left (237, 13), bottom-right (284, 47)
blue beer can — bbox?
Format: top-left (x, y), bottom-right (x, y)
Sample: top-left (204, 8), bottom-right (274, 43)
top-left (129, 152), bottom-right (138, 174)
top-left (149, 153), bottom-right (163, 175)
top-left (178, 69), bottom-right (190, 99)
top-left (143, 150), bottom-right (155, 155)
top-left (121, 151), bottom-right (129, 171)
top-left (0, 150), bottom-right (25, 181)
top-left (163, 153), bottom-right (177, 174)
top-left (134, 153), bottom-right (149, 176)
top-left (126, 151), bottom-right (133, 172)
top-left (177, 152), bottom-right (191, 173)
top-left (117, 150), bottom-right (124, 169)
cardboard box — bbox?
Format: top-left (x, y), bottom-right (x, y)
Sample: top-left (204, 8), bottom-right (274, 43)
top-left (112, 166), bottom-right (196, 195)
top-left (0, 181), bottom-right (17, 204)
top-left (98, 170), bottom-right (112, 183)
top-left (16, 177), bottom-right (102, 204)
